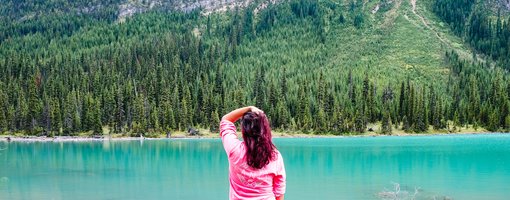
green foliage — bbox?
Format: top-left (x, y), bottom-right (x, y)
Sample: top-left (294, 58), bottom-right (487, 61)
top-left (0, 0), bottom-right (509, 136)
top-left (505, 114), bottom-right (510, 132)
top-left (433, 0), bottom-right (510, 70)
top-left (381, 111), bottom-right (392, 135)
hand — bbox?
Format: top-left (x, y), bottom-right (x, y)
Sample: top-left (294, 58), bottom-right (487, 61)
top-left (249, 106), bottom-right (264, 115)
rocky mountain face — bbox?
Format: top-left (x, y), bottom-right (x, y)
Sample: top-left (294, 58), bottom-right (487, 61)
top-left (117, 0), bottom-right (257, 21)
top-left (500, 0), bottom-right (510, 10)
top-left (4, 0), bottom-right (259, 23)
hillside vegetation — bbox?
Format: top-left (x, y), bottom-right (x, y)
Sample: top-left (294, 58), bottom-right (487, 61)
top-left (0, 0), bottom-right (509, 136)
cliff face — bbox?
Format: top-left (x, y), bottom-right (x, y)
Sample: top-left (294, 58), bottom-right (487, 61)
top-left (486, 0), bottom-right (510, 13)
top-left (501, 0), bottom-right (510, 10)
top-left (3, 0), bottom-right (260, 22)
top-left (117, 0), bottom-right (257, 21)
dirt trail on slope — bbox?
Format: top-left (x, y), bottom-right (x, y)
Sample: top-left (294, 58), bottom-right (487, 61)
top-left (410, 0), bottom-right (449, 46)
top-left (381, 0), bottom-right (402, 28)
top-left (409, 0), bottom-right (485, 63)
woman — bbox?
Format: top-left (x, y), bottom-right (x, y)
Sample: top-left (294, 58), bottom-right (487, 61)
top-left (220, 106), bottom-right (286, 200)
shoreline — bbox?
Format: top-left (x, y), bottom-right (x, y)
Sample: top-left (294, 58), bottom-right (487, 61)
top-left (0, 132), bottom-right (508, 142)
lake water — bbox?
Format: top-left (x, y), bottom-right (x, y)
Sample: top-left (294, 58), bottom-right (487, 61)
top-left (1, 134), bottom-right (509, 200)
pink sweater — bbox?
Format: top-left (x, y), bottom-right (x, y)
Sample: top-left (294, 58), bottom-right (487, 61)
top-left (220, 119), bottom-right (286, 200)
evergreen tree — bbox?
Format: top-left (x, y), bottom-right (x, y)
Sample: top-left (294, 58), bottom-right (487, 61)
top-left (0, 88), bottom-right (7, 132)
top-left (7, 105), bottom-right (15, 132)
top-left (14, 91), bottom-right (30, 130)
top-left (316, 106), bottom-right (326, 132)
top-left (91, 97), bottom-right (102, 135)
top-left (42, 96), bottom-right (51, 135)
top-left (381, 111), bottom-right (392, 135)
top-left (488, 109), bottom-right (500, 132)
top-left (398, 81), bottom-right (405, 121)
top-left (114, 88), bottom-right (125, 133)
top-left (210, 109), bottom-right (220, 132)
top-left (280, 67), bottom-right (288, 101)
top-left (277, 97), bottom-right (290, 130)
top-left (181, 84), bottom-right (193, 128)
top-left (0, 1), bottom-right (508, 136)
top-left (354, 111), bottom-right (365, 133)
top-left (505, 114), bottom-right (510, 131)
top-left (254, 66), bottom-right (266, 109)
top-left (27, 78), bottom-right (41, 133)
top-left (50, 98), bottom-right (62, 134)
top-left (214, 65), bottom-right (224, 114)
top-left (302, 94), bottom-right (312, 131)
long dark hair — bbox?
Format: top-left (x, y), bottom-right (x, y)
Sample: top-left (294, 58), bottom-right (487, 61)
top-left (241, 112), bottom-right (276, 169)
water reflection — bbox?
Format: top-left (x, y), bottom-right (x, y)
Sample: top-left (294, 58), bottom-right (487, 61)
top-left (0, 135), bottom-right (509, 200)
top-left (277, 136), bottom-right (510, 199)
top-left (0, 139), bottom-right (229, 200)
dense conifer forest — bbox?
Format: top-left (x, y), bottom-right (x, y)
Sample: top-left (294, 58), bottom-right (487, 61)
top-left (433, 0), bottom-right (510, 69)
top-left (0, 0), bottom-right (509, 136)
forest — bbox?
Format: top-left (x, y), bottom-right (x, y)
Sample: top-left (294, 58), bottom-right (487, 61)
top-left (433, 0), bottom-right (510, 70)
top-left (0, 0), bottom-right (509, 136)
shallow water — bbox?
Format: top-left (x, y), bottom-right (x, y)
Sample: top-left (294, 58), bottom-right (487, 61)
top-left (1, 134), bottom-right (509, 200)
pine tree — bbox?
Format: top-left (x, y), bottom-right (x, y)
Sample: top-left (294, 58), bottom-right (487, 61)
top-left (280, 67), bottom-right (288, 101)
top-left (353, 12), bottom-right (364, 28)
top-left (408, 81), bottom-right (415, 128)
top-left (318, 70), bottom-right (326, 108)
top-left (488, 109), bottom-right (499, 132)
top-left (82, 94), bottom-right (93, 130)
top-left (368, 82), bottom-right (376, 122)
top-left (63, 94), bottom-right (72, 135)
top-left (402, 115), bottom-right (410, 132)
top-left (0, 88), bottom-right (7, 132)
top-left (42, 96), bottom-right (51, 135)
top-left (381, 111), bottom-right (392, 135)
top-left (297, 83), bottom-right (306, 127)
top-left (91, 97), bottom-right (102, 135)
top-left (181, 85), bottom-right (193, 128)
top-left (354, 111), bottom-right (365, 133)
top-left (398, 81), bottom-right (405, 121)
top-left (362, 73), bottom-right (369, 114)
top-left (206, 15), bottom-right (212, 36)
top-left (51, 98), bottom-right (62, 134)
top-left (171, 86), bottom-right (180, 130)
top-left (20, 92), bottom-right (35, 133)
top-left (133, 93), bottom-right (146, 133)
top-left (114, 88), bottom-right (125, 133)
top-left (149, 102), bottom-right (160, 131)
top-left (243, 8), bottom-right (255, 40)
top-left (348, 70), bottom-right (354, 103)
top-left (316, 106), bottom-right (326, 132)
top-left (7, 105), bottom-right (15, 132)
top-left (27, 78), bottom-right (41, 133)
top-left (254, 66), bottom-right (266, 109)
top-left (0, 92), bottom-right (8, 134)
top-left (72, 93), bottom-right (82, 133)
top-left (277, 97), bottom-right (290, 130)
top-left (505, 114), bottom-right (510, 131)
top-left (210, 109), bottom-right (220, 132)
top-left (414, 89), bottom-right (428, 133)
top-left (102, 88), bottom-right (116, 128)
top-left (214, 65), bottom-right (224, 114)
top-left (339, 13), bottom-right (345, 24)
top-left (302, 94), bottom-right (312, 131)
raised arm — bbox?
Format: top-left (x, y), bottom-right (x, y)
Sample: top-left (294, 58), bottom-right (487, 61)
top-left (221, 106), bottom-right (263, 123)
top-left (220, 106), bottom-right (263, 158)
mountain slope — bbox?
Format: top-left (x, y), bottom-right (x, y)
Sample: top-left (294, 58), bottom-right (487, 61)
top-left (0, 0), bottom-right (509, 135)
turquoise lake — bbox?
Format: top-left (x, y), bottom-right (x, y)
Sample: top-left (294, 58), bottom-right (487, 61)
top-left (1, 134), bottom-right (509, 200)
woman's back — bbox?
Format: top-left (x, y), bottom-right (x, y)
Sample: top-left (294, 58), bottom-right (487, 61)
top-left (220, 117), bottom-right (286, 200)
